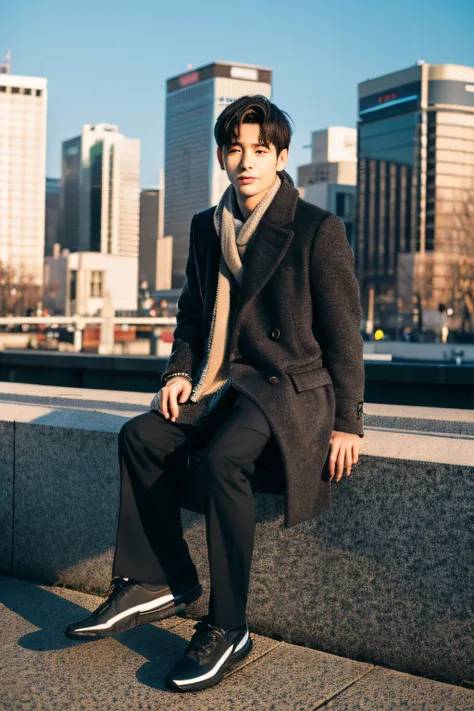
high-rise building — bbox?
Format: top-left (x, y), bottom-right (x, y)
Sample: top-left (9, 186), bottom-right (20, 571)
top-left (60, 124), bottom-right (140, 258)
top-left (298, 127), bottom-right (357, 251)
top-left (45, 177), bottom-right (60, 257)
top-left (139, 186), bottom-right (164, 290)
top-left (356, 62), bottom-right (474, 334)
top-left (60, 134), bottom-right (81, 253)
top-left (165, 61), bottom-right (272, 288)
top-left (0, 71), bottom-right (47, 314)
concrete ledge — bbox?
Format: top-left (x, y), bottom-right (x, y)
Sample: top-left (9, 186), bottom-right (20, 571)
top-left (0, 381), bottom-right (472, 685)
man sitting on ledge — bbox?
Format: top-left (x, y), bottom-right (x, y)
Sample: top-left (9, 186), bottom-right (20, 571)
top-left (64, 94), bottom-right (365, 694)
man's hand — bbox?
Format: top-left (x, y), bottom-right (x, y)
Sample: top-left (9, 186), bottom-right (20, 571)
top-left (151, 377), bottom-right (193, 423)
top-left (328, 430), bottom-right (361, 482)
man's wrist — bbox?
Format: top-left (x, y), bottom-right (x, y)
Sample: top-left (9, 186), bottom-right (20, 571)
top-left (162, 371), bottom-right (193, 386)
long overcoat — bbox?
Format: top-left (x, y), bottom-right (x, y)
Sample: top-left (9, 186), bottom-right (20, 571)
top-left (160, 171), bottom-right (365, 529)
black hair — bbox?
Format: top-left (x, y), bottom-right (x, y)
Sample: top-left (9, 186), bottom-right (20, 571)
top-left (214, 95), bottom-right (294, 159)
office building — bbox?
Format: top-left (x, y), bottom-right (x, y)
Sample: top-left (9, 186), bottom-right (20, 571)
top-left (138, 176), bottom-right (169, 291)
top-left (60, 124), bottom-right (140, 258)
top-left (44, 249), bottom-right (138, 316)
top-left (138, 170), bottom-right (172, 293)
top-left (45, 177), bottom-right (60, 257)
top-left (165, 61), bottom-right (272, 287)
top-left (0, 70), bottom-right (47, 314)
top-left (139, 188), bottom-right (159, 289)
top-left (298, 127), bottom-right (357, 251)
top-left (357, 62), bottom-right (474, 333)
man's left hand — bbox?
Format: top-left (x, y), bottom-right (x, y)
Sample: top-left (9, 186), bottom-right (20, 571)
top-left (328, 431), bottom-right (361, 482)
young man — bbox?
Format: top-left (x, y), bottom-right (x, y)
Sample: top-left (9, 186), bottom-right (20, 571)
top-left (64, 96), bottom-right (364, 693)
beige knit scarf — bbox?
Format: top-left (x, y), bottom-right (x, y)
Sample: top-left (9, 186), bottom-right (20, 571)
top-left (190, 173), bottom-right (282, 402)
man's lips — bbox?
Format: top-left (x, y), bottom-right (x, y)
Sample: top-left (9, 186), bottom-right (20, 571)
top-left (238, 176), bottom-right (257, 182)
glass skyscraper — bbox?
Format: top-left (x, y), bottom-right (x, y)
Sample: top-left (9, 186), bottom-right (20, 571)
top-left (164, 61), bottom-right (272, 288)
top-left (356, 62), bottom-right (474, 334)
top-left (60, 124), bottom-right (140, 258)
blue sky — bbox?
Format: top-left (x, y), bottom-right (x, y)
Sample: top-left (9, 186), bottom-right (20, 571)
top-left (3, 0), bottom-right (474, 186)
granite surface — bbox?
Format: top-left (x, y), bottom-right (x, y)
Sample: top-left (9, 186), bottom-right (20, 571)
top-left (1, 382), bottom-right (473, 685)
top-left (0, 421), bottom-right (13, 570)
top-left (1, 575), bottom-right (472, 711)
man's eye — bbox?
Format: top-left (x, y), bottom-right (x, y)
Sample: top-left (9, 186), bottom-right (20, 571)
top-left (227, 148), bottom-right (267, 154)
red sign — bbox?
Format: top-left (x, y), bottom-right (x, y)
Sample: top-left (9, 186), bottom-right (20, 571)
top-left (378, 92), bottom-right (399, 104)
top-left (179, 71), bottom-right (199, 87)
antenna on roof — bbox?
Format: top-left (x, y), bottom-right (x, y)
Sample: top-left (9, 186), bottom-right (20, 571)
top-left (0, 49), bottom-right (11, 74)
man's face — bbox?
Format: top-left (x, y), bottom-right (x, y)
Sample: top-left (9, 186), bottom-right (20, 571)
top-left (217, 122), bottom-right (288, 202)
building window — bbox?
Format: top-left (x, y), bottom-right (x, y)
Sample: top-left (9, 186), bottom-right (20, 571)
top-left (335, 192), bottom-right (353, 218)
top-left (310, 164), bottom-right (330, 183)
top-left (0, 86), bottom-right (6, 92)
top-left (90, 270), bottom-right (104, 297)
top-left (70, 270), bottom-right (77, 301)
top-left (90, 141), bottom-right (103, 252)
top-left (11, 87), bottom-right (20, 94)
top-left (336, 192), bottom-right (345, 217)
top-left (36, 89), bottom-right (42, 97)
top-left (24, 88), bottom-right (32, 95)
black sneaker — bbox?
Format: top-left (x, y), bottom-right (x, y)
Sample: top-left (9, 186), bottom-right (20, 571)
top-left (165, 617), bottom-right (252, 692)
top-left (64, 577), bottom-right (202, 639)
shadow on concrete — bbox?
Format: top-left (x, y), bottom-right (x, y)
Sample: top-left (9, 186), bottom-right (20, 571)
top-left (0, 574), bottom-right (191, 691)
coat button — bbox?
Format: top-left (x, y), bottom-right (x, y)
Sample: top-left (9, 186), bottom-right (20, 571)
top-left (270, 328), bottom-right (280, 339)
top-left (268, 375), bottom-right (279, 385)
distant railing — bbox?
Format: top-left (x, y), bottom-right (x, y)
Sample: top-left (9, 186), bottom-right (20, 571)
top-left (0, 316), bottom-right (178, 353)
top-left (0, 316), bottom-right (177, 325)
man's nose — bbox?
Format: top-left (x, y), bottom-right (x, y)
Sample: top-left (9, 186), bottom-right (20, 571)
top-left (241, 152), bottom-right (253, 169)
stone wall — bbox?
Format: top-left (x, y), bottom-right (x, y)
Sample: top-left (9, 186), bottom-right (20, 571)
top-left (0, 382), bottom-right (472, 685)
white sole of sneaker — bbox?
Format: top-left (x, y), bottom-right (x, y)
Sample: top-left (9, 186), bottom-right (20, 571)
top-left (73, 594), bottom-right (175, 632)
top-left (166, 633), bottom-right (253, 693)
top-left (233, 630), bottom-right (250, 653)
top-left (66, 584), bottom-right (202, 638)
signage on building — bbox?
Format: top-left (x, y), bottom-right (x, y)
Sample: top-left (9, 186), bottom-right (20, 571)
top-left (167, 62), bottom-right (271, 93)
top-left (359, 80), bottom-right (420, 121)
top-left (179, 71), bottom-right (199, 88)
top-left (230, 66), bottom-right (258, 81)
top-left (377, 91), bottom-right (399, 105)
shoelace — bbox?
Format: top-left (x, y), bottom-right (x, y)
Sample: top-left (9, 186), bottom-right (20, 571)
top-left (186, 620), bottom-right (224, 660)
top-left (96, 577), bottom-right (130, 614)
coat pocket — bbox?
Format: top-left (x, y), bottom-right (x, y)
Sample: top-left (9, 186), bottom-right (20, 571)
top-left (288, 366), bottom-right (333, 393)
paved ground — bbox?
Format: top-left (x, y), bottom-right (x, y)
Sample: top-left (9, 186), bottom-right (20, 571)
top-left (0, 574), bottom-right (472, 710)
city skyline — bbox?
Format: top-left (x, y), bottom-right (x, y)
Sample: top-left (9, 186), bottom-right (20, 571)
top-left (3, 0), bottom-right (474, 187)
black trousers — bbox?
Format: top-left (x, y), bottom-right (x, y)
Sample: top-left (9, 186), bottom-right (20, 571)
top-left (111, 385), bottom-right (272, 631)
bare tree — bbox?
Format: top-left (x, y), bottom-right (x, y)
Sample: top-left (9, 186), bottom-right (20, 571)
top-left (0, 261), bottom-right (43, 317)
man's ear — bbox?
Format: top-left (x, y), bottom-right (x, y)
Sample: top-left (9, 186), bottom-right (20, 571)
top-left (276, 148), bottom-right (289, 172)
top-left (217, 146), bottom-right (225, 170)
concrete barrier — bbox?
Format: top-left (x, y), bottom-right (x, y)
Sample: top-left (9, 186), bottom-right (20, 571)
top-left (0, 381), bottom-right (472, 685)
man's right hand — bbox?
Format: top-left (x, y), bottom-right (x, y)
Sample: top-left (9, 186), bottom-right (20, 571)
top-left (158, 377), bottom-right (193, 423)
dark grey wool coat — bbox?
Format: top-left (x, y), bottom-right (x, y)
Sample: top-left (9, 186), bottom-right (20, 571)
top-left (160, 170), bottom-right (365, 529)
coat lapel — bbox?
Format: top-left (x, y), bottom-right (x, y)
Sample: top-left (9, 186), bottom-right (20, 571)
top-left (206, 172), bottom-right (300, 317)
top-left (238, 221), bottom-right (294, 309)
